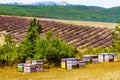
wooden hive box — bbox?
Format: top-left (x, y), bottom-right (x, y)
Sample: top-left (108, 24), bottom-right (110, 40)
top-left (61, 58), bottom-right (79, 69)
top-left (26, 60), bottom-right (32, 64)
top-left (78, 61), bottom-right (85, 68)
top-left (32, 60), bottom-right (44, 72)
top-left (98, 53), bottom-right (117, 62)
top-left (82, 55), bottom-right (98, 64)
top-left (82, 55), bottom-right (91, 64)
top-left (24, 64), bottom-right (36, 73)
top-left (18, 63), bottom-right (25, 72)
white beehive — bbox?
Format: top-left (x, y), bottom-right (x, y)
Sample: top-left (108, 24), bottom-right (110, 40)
top-left (24, 64), bottom-right (36, 73)
top-left (98, 53), bottom-right (117, 62)
top-left (82, 54), bottom-right (98, 64)
top-left (32, 60), bottom-right (43, 72)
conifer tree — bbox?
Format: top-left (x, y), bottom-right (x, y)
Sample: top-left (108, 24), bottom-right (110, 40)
top-left (18, 18), bottom-right (42, 58)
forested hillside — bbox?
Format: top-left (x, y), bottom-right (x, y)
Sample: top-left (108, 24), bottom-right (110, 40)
top-left (0, 5), bottom-right (120, 23)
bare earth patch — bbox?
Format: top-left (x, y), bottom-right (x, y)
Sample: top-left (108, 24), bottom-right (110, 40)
top-left (0, 31), bottom-right (6, 46)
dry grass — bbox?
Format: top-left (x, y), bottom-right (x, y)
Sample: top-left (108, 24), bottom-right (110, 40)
top-left (0, 62), bottom-right (120, 80)
top-left (37, 18), bottom-right (117, 29)
top-left (0, 31), bottom-right (6, 46)
top-left (1, 15), bottom-right (117, 29)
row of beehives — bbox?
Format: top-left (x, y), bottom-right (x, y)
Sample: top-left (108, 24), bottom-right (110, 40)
top-left (18, 60), bottom-right (43, 73)
top-left (61, 53), bottom-right (117, 69)
top-left (18, 53), bottom-right (117, 72)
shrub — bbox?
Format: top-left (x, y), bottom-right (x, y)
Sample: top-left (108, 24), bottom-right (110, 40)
top-left (0, 34), bottom-right (19, 66)
top-left (17, 19), bottom-right (78, 66)
top-left (34, 31), bottom-right (78, 66)
top-left (111, 21), bottom-right (120, 53)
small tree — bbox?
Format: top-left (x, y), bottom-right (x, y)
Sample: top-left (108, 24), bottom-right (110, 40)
top-left (18, 18), bottom-right (42, 59)
top-left (0, 34), bottom-right (19, 66)
top-left (111, 21), bottom-right (120, 52)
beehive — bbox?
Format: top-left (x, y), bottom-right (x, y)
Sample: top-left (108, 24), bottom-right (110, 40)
top-left (26, 60), bottom-right (32, 64)
top-left (66, 60), bottom-right (72, 69)
top-left (82, 55), bottom-right (98, 64)
top-left (99, 53), bottom-right (117, 62)
top-left (32, 60), bottom-right (43, 72)
top-left (61, 59), bottom-right (66, 69)
top-left (18, 63), bottom-right (24, 72)
top-left (36, 64), bottom-right (43, 72)
top-left (91, 55), bottom-right (98, 64)
top-left (113, 53), bottom-right (117, 61)
top-left (61, 58), bottom-right (78, 69)
top-left (24, 64), bottom-right (36, 73)
top-left (78, 61), bottom-right (85, 68)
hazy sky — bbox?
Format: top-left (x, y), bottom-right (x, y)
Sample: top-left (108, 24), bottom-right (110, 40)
top-left (0, 0), bottom-right (120, 8)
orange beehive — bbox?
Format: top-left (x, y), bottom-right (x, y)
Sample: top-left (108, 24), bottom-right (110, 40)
top-left (26, 60), bottom-right (32, 64)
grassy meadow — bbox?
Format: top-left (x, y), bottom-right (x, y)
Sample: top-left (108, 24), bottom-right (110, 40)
top-left (0, 62), bottom-right (120, 80)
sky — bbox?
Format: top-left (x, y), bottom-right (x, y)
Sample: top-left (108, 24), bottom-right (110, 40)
top-left (0, 0), bottom-right (120, 8)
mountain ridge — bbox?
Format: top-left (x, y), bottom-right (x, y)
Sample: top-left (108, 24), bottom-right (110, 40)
top-left (1, 1), bottom-right (71, 6)
top-left (1, 1), bottom-right (120, 8)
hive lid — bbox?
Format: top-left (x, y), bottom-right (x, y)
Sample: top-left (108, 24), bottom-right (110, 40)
top-left (32, 60), bottom-right (43, 62)
top-left (99, 53), bottom-right (116, 55)
top-left (83, 54), bottom-right (97, 57)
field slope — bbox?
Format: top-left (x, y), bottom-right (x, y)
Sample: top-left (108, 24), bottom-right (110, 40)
top-left (0, 15), bottom-right (115, 49)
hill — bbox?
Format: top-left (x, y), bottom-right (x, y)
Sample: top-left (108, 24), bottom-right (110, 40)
top-left (0, 15), bottom-right (114, 49)
top-left (0, 5), bottom-right (120, 23)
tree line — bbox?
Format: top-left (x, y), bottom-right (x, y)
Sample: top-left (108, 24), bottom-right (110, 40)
top-left (0, 5), bottom-right (120, 23)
